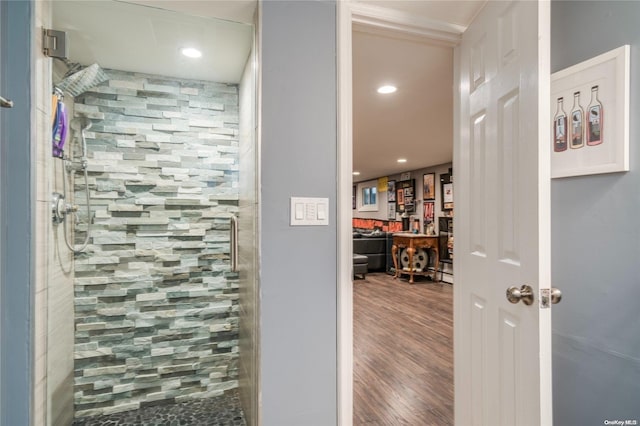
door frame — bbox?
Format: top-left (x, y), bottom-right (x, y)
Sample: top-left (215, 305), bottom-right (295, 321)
top-left (336, 3), bottom-right (463, 424)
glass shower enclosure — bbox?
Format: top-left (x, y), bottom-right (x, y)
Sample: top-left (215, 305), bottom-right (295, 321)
top-left (42, 1), bottom-right (259, 425)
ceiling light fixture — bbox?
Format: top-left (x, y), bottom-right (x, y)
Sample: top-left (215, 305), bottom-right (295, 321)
top-left (377, 85), bottom-right (397, 94)
top-left (397, 158), bottom-right (407, 163)
top-left (180, 47), bottom-right (202, 59)
top-left (352, 171), bottom-right (360, 176)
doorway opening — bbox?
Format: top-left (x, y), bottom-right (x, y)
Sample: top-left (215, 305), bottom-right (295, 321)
top-left (341, 2), bottom-right (554, 425)
top-left (350, 23), bottom-right (456, 425)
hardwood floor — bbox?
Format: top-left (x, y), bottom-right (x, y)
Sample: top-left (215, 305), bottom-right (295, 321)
top-left (353, 272), bottom-right (453, 425)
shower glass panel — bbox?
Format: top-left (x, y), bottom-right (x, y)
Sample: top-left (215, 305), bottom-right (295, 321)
top-left (47, 2), bottom-right (258, 425)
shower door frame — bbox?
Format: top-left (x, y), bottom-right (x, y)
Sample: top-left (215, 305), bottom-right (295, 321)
top-left (32, 1), bottom-right (261, 425)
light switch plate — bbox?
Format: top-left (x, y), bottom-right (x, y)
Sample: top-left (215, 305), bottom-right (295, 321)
top-left (290, 197), bottom-right (329, 226)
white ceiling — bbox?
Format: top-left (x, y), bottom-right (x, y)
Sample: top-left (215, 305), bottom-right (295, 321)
top-left (352, 30), bottom-right (454, 182)
top-left (352, 0), bottom-right (486, 182)
top-left (53, 1), bottom-right (254, 83)
top-left (52, 0), bottom-right (487, 182)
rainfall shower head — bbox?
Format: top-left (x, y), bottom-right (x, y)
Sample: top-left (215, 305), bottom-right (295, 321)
top-left (57, 63), bottom-right (108, 97)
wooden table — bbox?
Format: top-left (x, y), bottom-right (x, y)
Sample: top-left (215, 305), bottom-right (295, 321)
top-left (392, 233), bottom-right (440, 283)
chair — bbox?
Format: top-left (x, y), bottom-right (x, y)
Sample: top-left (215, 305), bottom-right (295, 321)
top-left (353, 253), bottom-right (368, 279)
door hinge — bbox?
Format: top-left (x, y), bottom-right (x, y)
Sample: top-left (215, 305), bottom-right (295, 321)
top-left (43, 28), bottom-right (68, 59)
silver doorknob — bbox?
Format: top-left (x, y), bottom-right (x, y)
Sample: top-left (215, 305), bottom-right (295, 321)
top-left (551, 288), bottom-right (562, 304)
top-left (506, 285), bottom-right (534, 305)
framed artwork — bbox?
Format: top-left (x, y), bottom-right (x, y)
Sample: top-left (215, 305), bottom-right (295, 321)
top-left (396, 180), bottom-right (415, 213)
top-left (404, 195), bottom-right (414, 212)
top-left (398, 179), bottom-right (415, 213)
top-left (388, 180), bottom-right (396, 202)
top-left (443, 184), bottom-right (453, 210)
top-left (388, 202), bottom-right (396, 219)
top-left (551, 45), bottom-right (629, 178)
top-left (352, 185), bottom-right (356, 210)
top-left (423, 201), bottom-right (434, 222)
top-left (423, 173), bottom-right (435, 200)
top-left (423, 201), bottom-right (435, 235)
top-left (378, 177), bottom-right (388, 193)
top-left (441, 173), bottom-right (453, 210)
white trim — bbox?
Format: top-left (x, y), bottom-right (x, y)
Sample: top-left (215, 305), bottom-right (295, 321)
top-left (336, 2), bottom-right (353, 425)
top-left (337, 3), bottom-right (466, 425)
top-left (350, 2), bottom-right (463, 46)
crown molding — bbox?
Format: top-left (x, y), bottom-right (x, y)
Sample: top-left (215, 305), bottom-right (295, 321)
top-left (349, 2), bottom-right (464, 46)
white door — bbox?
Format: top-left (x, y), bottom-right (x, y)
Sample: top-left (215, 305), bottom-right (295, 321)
top-left (454, 1), bottom-right (552, 425)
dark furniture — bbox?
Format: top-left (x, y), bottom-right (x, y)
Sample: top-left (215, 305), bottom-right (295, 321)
top-left (353, 254), bottom-right (368, 279)
top-left (438, 216), bottom-right (453, 281)
top-left (353, 233), bottom-right (387, 271)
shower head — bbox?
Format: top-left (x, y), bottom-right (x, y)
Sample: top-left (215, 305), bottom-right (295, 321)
top-left (57, 63), bottom-right (108, 97)
top-left (71, 116), bottom-right (92, 132)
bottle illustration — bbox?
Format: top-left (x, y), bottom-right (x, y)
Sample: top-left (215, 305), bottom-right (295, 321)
top-left (553, 97), bottom-right (568, 152)
top-left (570, 91), bottom-right (584, 149)
top-left (586, 85), bottom-right (603, 146)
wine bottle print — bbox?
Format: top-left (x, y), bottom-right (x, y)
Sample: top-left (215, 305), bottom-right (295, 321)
top-left (570, 91), bottom-right (584, 149)
top-left (553, 97), bottom-right (568, 152)
top-left (586, 85), bottom-right (603, 146)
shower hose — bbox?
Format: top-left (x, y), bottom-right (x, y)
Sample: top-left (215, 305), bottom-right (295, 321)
top-left (62, 159), bottom-right (92, 254)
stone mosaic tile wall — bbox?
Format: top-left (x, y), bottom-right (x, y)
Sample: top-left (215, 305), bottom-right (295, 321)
top-left (72, 69), bottom-right (240, 418)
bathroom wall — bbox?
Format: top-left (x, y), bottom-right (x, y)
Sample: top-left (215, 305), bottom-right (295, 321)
top-left (71, 69), bottom-right (240, 417)
top-left (33, 1), bottom-right (77, 425)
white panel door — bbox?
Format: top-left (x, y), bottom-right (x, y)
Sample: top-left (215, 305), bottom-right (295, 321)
top-left (454, 1), bottom-right (552, 425)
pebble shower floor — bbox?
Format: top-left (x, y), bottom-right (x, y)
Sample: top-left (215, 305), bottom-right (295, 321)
top-left (72, 390), bottom-right (246, 426)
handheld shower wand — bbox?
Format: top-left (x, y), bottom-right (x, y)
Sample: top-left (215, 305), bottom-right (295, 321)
top-left (61, 116), bottom-right (93, 254)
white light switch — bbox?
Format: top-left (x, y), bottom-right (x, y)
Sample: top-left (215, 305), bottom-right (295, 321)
top-left (290, 197), bottom-right (329, 226)
top-left (317, 203), bottom-right (326, 220)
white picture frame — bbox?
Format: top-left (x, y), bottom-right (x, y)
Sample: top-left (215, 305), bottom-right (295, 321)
top-left (550, 45), bottom-right (629, 178)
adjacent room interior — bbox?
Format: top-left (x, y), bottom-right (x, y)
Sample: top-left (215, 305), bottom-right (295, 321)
top-left (350, 2), bottom-right (485, 423)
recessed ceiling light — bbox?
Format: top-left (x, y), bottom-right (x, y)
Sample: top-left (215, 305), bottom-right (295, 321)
top-left (377, 85), bottom-right (397, 94)
top-left (397, 158), bottom-right (407, 163)
top-left (352, 171), bottom-right (360, 176)
top-left (180, 47), bottom-right (202, 59)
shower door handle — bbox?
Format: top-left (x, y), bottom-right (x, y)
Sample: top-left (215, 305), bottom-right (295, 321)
top-left (230, 215), bottom-right (238, 273)
top-left (0, 96), bottom-right (14, 108)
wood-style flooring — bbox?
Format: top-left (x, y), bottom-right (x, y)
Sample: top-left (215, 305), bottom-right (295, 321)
top-left (354, 272), bottom-right (453, 425)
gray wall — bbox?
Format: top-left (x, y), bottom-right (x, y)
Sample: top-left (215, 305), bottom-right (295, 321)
top-left (72, 69), bottom-right (241, 417)
top-left (260, 1), bottom-right (337, 425)
top-left (551, 2), bottom-right (640, 424)
top-left (0, 1), bottom-right (33, 425)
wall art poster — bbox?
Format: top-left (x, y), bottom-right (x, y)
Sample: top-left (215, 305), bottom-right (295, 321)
top-left (423, 173), bottom-right (435, 200)
top-left (388, 180), bottom-right (396, 202)
top-left (551, 45), bottom-right (629, 178)
top-left (423, 201), bottom-right (434, 222)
